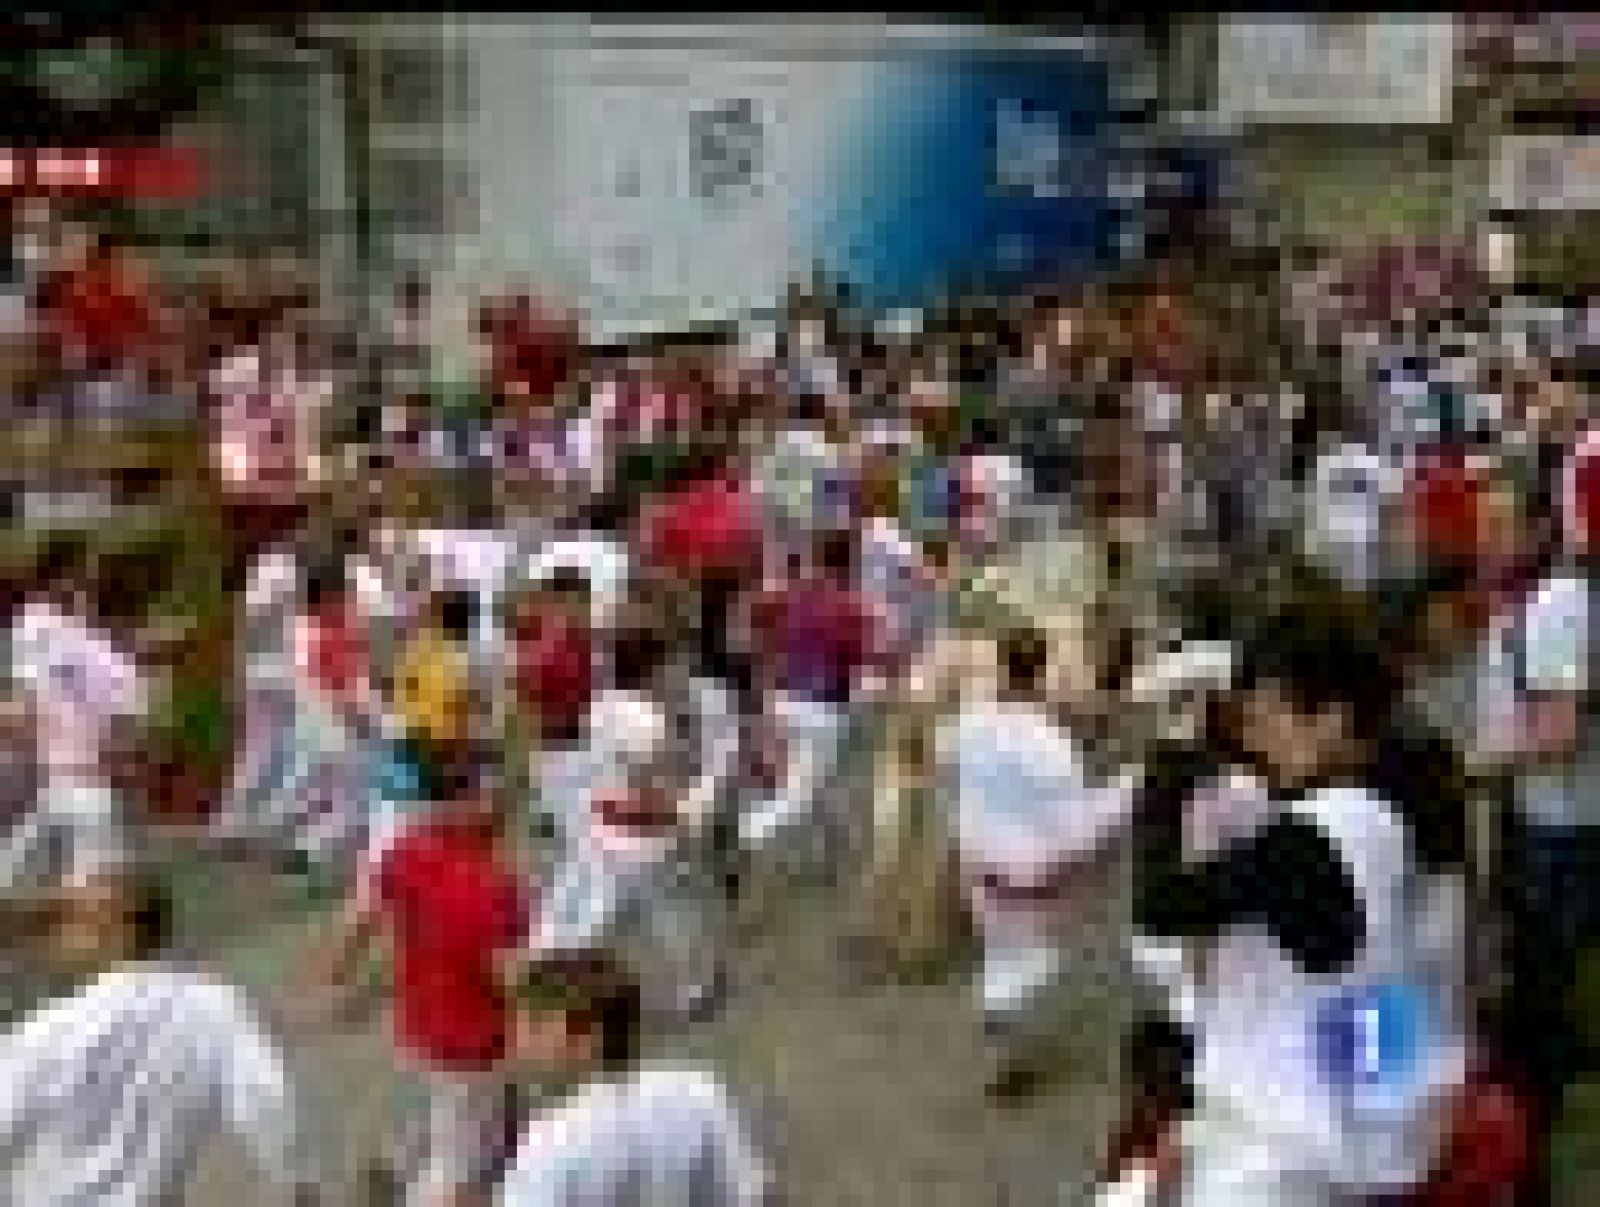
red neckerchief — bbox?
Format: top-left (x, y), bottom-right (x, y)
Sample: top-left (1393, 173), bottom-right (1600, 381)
top-left (591, 787), bottom-right (678, 835)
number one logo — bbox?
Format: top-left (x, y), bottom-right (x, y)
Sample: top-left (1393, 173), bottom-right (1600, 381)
top-left (1359, 1001), bottom-right (1384, 1083)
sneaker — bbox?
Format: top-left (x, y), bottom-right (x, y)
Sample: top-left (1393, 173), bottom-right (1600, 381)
top-left (671, 963), bottom-right (731, 1026)
top-left (984, 1050), bottom-right (1048, 1105)
top-left (361, 1159), bottom-right (401, 1207)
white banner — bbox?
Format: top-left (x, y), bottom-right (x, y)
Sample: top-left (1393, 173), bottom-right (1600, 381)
top-left (1215, 16), bottom-right (1457, 125)
top-left (556, 42), bottom-right (812, 342)
top-left (1492, 134), bottom-right (1600, 212)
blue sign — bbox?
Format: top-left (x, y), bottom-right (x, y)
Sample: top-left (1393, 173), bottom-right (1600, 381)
top-left (808, 50), bottom-right (1131, 310)
top-left (1314, 981), bottom-right (1434, 1097)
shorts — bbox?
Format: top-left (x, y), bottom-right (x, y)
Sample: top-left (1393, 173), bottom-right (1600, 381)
top-left (739, 693), bottom-right (847, 851)
top-left (407, 1065), bottom-right (523, 1202)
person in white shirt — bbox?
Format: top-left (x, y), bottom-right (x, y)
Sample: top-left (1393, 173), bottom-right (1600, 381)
top-left (5, 576), bottom-right (143, 902)
top-left (209, 325), bottom-right (331, 504)
top-left (532, 625), bottom-right (731, 1020)
top-left (1, 869), bottom-right (324, 1206)
top-left (409, 522), bottom-right (524, 666)
top-left (1472, 426), bottom-right (1600, 1166)
top-left (938, 627), bottom-right (1133, 1098)
top-left (1305, 442), bottom-right (1404, 592)
top-left (1119, 608), bottom-right (1470, 1206)
top-left (266, 555), bottom-right (383, 877)
top-left (499, 957), bottom-right (770, 1207)
top-left (519, 530), bottom-right (633, 631)
top-left (215, 541), bottom-right (303, 852)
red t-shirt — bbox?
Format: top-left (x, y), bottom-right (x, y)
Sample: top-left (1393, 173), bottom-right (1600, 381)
top-left (514, 610), bottom-right (595, 734)
top-left (637, 474), bottom-right (762, 582)
top-left (375, 820), bottom-right (531, 1070)
top-left (1406, 447), bottom-right (1487, 565)
top-left (485, 300), bottom-right (580, 404)
top-left (44, 257), bottom-right (159, 366)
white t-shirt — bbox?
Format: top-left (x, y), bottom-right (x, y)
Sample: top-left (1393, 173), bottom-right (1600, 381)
top-left (859, 517), bottom-right (929, 651)
top-left (410, 526), bottom-right (523, 657)
top-left (754, 427), bottom-right (846, 534)
top-left (498, 1064), bottom-right (769, 1207)
top-left (1, 963), bottom-right (320, 1205)
top-left (1306, 444), bottom-right (1403, 589)
top-left (11, 602), bottom-right (146, 778)
top-left (522, 534), bottom-right (632, 627)
top-left (1184, 787), bottom-right (1468, 1194)
top-left (961, 452), bottom-right (1029, 539)
top-left (209, 347), bottom-right (329, 491)
top-left (1483, 571), bottom-right (1600, 828)
top-left (240, 548), bottom-right (300, 694)
top-left (939, 701), bottom-right (1130, 880)
top-left (412, 527), bottom-right (520, 597)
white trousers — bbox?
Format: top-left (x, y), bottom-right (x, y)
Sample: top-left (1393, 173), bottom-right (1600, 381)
top-left (537, 836), bottom-right (722, 1010)
top-left (403, 1065), bottom-right (521, 1206)
top-left (977, 938), bottom-right (1061, 1029)
top-left (740, 693), bottom-right (848, 853)
top-left (1178, 1106), bottom-right (1347, 1207)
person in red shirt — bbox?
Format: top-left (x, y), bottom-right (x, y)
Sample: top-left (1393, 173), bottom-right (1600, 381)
top-left (634, 447), bottom-right (764, 587)
top-left (40, 233), bottom-right (162, 374)
top-left (476, 293), bottom-right (582, 412)
top-left (1404, 446), bottom-right (1491, 571)
top-left (306, 744), bottom-right (531, 1207)
top-left (255, 558), bottom-right (382, 875)
top-left (296, 562), bottom-right (376, 726)
top-left (634, 447), bottom-right (766, 703)
top-left (510, 569), bottom-right (596, 747)
top-left (738, 527), bottom-right (887, 873)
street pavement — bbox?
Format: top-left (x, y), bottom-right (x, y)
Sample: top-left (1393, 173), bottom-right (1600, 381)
top-left (174, 853), bottom-right (1132, 1207)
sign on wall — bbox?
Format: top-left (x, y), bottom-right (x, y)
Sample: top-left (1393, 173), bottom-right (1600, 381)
top-left (1214, 16), bottom-right (1458, 125)
top-left (1492, 134), bottom-right (1600, 212)
top-left (554, 28), bottom-right (1135, 336)
top-left (557, 49), bottom-right (799, 339)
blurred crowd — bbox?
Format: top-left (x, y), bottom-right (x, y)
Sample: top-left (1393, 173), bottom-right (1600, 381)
top-left (4, 184), bottom-right (1600, 1206)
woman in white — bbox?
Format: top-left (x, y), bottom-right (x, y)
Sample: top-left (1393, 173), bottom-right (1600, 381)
top-left (1, 870), bottom-right (324, 1206)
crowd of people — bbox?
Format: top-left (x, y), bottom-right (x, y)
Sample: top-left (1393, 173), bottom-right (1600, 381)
top-left (3, 187), bottom-right (1600, 1206)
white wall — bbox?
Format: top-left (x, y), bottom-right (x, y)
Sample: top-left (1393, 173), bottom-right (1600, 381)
top-left (344, 18), bottom-right (1113, 351)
